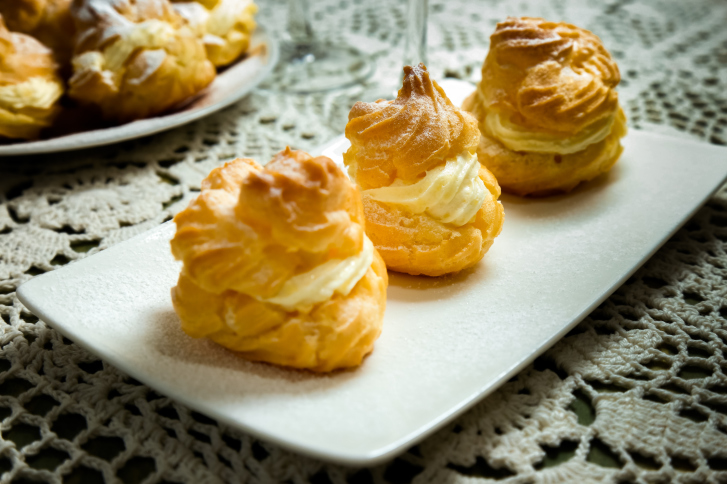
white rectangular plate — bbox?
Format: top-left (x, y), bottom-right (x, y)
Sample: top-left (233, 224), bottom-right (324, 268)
top-left (17, 81), bottom-right (727, 466)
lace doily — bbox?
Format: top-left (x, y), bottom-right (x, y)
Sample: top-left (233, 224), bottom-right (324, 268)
top-left (1, 0), bottom-right (727, 482)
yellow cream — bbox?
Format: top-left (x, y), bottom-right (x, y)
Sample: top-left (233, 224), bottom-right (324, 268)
top-left (363, 151), bottom-right (486, 227)
top-left (0, 77), bottom-right (63, 111)
top-left (207, 0), bottom-right (256, 37)
top-left (253, 236), bottom-right (374, 313)
top-left (484, 109), bottom-right (616, 155)
top-left (103, 20), bottom-right (176, 72)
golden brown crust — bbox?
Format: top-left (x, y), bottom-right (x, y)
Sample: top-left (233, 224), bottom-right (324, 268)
top-left (362, 168), bottom-right (504, 276)
top-left (0, 0), bottom-right (75, 64)
top-left (479, 17), bottom-right (620, 134)
top-left (344, 63), bottom-right (481, 189)
top-left (170, 150), bottom-right (387, 372)
top-left (462, 17), bottom-right (627, 196)
top-left (172, 251), bottom-right (387, 373)
top-left (472, 106), bottom-right (627, 197)
top-left (68, 0), bottom-right (215, 122)
top-left (344, 64), bottom-right (503, 276)
top-left (173, 0), bottom-right (257, 67)
top-left (0, 14), bottom-right (63, 139)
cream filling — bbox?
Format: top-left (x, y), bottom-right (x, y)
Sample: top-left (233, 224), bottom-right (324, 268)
top-left (363, 151), bottom-right (486, 227)
top-left (484, 109), bottom-right (616, 155)
top-left (0, 77), bottom-right (63, 111)
top-left (255, 236), bottom-right (374, 312)
top-left (103, 20), bottom-right (176, 72)
top-left (207, 0), bottom-right (255, 37)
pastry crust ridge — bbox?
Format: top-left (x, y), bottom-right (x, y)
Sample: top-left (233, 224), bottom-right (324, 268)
top-left (344, 64), bottom-right (504, 276)
top-left (170, 149), bottom-right (387, 372)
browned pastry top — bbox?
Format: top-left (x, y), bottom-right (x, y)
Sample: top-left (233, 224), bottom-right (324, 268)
top-left (0, 14), bottom-right (59, 85)
top-left (171, 148), bottom-right (366, 298)
top-left (345, 63), bottom-right (480, 189)
top-left (480, 17), bottom-right (620, 134)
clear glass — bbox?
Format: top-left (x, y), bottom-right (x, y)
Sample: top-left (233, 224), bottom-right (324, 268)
top-left (404, 0), bottom-right (428, 68)
top-left (261, 0), bottom-right (375, 93)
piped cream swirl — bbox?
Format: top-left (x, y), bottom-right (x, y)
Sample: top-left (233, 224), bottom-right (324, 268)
top-left (484, 109), bottom-right (616, 155)
top-left (0, 77), bottom-right (63, 111)
top-left (363, 151), bottom-right (486, 227)
top-left (254, 236), bottom-right (374, 313)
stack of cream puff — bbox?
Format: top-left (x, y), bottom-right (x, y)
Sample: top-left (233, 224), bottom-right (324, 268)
top-left (171, 17), bottom-right (627, 373)
top-left (462, 17), bottom-right (627, 196)
top-left (344, 64), bottom-right (505, 277)
top-left (0, 0), bottom-right (258, 139)
top-left (170, 149), bottom-right (388, 372)
top-left (0, 13), bottom-right (64, 139)
top-left (68, 0), bottom-right (217, 122)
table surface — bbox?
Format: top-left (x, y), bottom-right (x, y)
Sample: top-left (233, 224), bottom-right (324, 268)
top-left (1, 0), bottom-right (727, 483)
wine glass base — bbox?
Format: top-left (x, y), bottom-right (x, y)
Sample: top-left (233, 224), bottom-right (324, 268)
top-left (260, 41), bottom-right (375, 93)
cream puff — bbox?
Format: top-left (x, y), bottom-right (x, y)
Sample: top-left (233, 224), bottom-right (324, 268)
top-left (172, 0), bottom-right (257, 67)
top-left (0, 14), bottom-right (63, 139)
top-left (344, 64), bottom-right (504, 277)
top-left (0, 0), bottom-right (75, 65)
top-left (68, 0), bottom-right (216, 122)
top-left (170, 148), bottom-right (388, 372)
top-left (462, 17), bottom-right (627, 197)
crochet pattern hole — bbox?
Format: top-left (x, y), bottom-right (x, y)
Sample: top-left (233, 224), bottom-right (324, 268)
top-left (117, 456), bottom-right (156, 484)
top-left (687, 345), bottom-right (712, 358)
top-left (657, 343), bottom-right (679, 355)
top-left (569, 390), bottom-right (595, 426)
top-left (587, 438), bottom-right (622, 468)
top-left (384, 458), bottom-right (426, 483)
top-left (678, 408), bottom-right (709, 423)
top-left (52, 413), bottom-right (87, 441)
top-left (26, 447), bottom-right (70, 471)
top-left (5, 181), bottom-right (32, 201)
top-left (251, 441), bottom-right (269, 461)
top-left (0, 377), bottom-right (33, 397)
top-left (221, 435), bottom-right (241, 452)
top-left (157, 406), bottom-right (179, 420)
top-left (707, 457), bottom-right (727, 471)
top-left (4, 423), bottom-right (41, 449)
top-left (630, 451), bottom-right (661, 470)
top-left (447, 456), bottom-right (515, 479)
top-left (534, 440), bottom-right (579, 469)
top-left (26, 394), bottom-right (59, 416)
top-left (191, 411), bottom-right (216, 426)
top-left (678, 364), bottom-right (712, 380)
top-left (78, 361), bottom-right (103, 374)
top-left (642, 276), bottom-right (668, 289)
top-left (82, 436), bottom-right (125, 461)
top-left (50, 254), bottom-right (70, 266)
top-left (70, 240), bottom-right (100, 253)
top-left (0, 455), bottom-right (11, 475)
top-left (310, 470), bottom-right (334, 484)
top-left (348, 469), bottom-right (374, 484)
top-left (670, 454), bottom-right (697, 472)
top-left (55, 225), bottom-right (85, 235)
top-left (189, 429), bottom-right (211, 444)
top-left (25, 266), bottom-right (45, 276)
top-left (64, 465), bottom-right (104, 484)
top-left (0, 406), bottom-right (11, 421)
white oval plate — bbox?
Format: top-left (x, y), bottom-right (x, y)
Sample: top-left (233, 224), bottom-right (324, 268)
top-left (16, 81), bottom-right (727, 465)
top-left (0, 26), bottom-right (279, 156)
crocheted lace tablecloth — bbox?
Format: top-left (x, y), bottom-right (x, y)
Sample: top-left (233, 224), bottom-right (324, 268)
top-left (1, 0), bottom-right (727, 483)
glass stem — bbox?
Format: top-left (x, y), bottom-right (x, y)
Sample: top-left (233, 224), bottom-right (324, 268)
top-left (404, 0), bottom-right (428, 67)
top-left (288, 0), bottom-right (314, 42)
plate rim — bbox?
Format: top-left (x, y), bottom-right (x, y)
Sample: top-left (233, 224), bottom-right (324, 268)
top-left (0, 25), bottom-right (279, 157)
